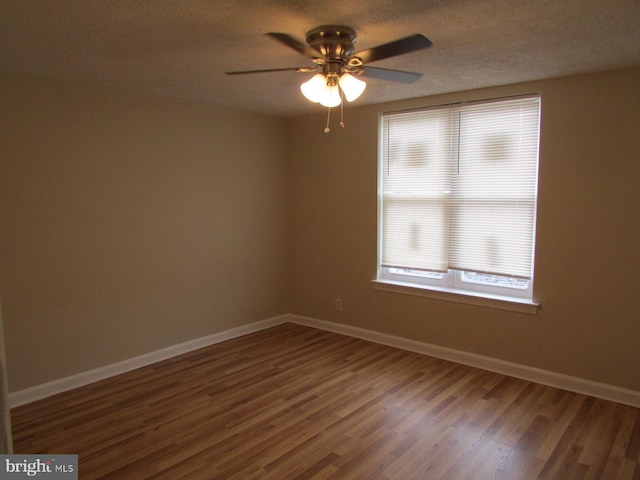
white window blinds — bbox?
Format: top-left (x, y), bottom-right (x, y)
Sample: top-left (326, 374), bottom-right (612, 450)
top-left (380, 96), bottom-right (540, 279)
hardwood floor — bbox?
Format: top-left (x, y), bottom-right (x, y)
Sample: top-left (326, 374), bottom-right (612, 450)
top-left (11, 323), bottom-right (640, 479)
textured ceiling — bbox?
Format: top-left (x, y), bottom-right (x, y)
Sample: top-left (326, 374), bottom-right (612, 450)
top-left (1, 0), bottom-right (639, 117)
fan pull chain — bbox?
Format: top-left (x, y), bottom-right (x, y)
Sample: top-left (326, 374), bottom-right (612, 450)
top-left (323, 90), bottom-right (348, 133)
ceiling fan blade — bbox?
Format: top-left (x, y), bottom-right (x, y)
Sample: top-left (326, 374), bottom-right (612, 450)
top-left (359, 66), bottom-right (423, 84)
top-left (354, 34), bottom-right (432, 64)
top-left (226, 67), bottom-right (311, 75)
top-left (266, 32), bottom-right (320, 59)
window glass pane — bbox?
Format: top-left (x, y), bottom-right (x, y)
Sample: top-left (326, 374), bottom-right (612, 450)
top-left (449, 97), bottom-right (540, 278)
top-left (380, 107), bottom-right (454, 272)
top-left (460, 271), bottom-right (529, 289)
top-left (448, 199), bottom-right (536, 277)
top-left (382, 109), bottom-right (453, 192)
top-left (381, 194), bottom-right (449, 271)
top-left (388, 268), bottom-right (445, 279)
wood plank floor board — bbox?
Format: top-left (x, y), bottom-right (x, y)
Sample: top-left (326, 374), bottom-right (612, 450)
top-left (11, 323), bottom-right (640, 479)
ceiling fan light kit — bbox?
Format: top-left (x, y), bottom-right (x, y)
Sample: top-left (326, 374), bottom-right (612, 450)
top-left (300, 71), bottom-right (366, 106)
top-left (226, 25), bottom-right (432, 132)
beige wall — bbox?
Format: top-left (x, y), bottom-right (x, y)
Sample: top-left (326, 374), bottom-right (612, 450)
top-left (0, 73), bottom-right (289, 392)
top-left (288, 67), bottom-right (640, 391)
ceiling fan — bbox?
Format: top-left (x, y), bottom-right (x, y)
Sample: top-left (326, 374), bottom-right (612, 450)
top-left (226, 25), bottom-right (432, 128)
top-left (227, 25), bottom-right (432, 83)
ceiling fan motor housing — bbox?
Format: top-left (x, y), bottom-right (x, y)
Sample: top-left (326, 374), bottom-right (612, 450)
top-left (306, 25), bottom-right (357, 60)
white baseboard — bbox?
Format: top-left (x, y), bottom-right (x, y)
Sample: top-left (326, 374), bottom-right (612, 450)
top-left (286, 314), bottom-right (640, 408)
top-left (9, 315), bottom-right (288, 408)
top-left (10, 313), bottom-right (640, 409)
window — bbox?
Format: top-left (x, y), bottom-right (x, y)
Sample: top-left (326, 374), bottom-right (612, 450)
top-left (375, 96), bottom-right (540, 312)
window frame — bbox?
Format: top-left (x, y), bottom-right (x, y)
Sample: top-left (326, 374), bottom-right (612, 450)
top-left (374, 95), bottom-right (540, 314)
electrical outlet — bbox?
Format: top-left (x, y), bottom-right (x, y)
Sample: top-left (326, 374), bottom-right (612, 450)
top-left (334, 298), bottom-right (343, 311)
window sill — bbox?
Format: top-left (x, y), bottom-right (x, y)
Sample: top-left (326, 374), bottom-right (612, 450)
top-left (371, 279), bottom-right (539, 315)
